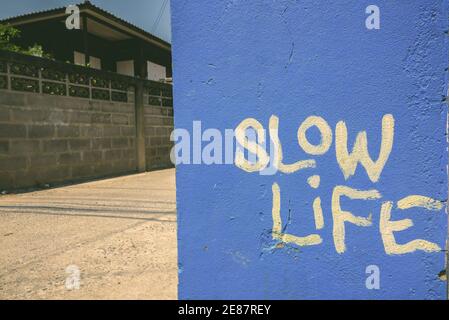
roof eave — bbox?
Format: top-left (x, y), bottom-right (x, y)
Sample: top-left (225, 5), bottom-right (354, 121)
top-left (0, 2), bottom-right (171, 51)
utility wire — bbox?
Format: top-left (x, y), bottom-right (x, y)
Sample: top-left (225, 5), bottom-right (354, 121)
top-left (152, 0), bottom-right (168, 33)
top-left (154, 0), bottom-right (168, 32)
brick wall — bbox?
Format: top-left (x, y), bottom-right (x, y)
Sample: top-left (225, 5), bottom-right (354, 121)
top-left (0, 91), bottom-right (137, 190)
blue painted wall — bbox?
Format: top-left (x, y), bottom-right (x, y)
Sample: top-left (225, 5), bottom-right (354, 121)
top-left (172, 1), bottom-right (448, 299)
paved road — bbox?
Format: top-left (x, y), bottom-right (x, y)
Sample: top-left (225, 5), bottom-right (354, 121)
top-left (0, 169), bottom-right (177, 299)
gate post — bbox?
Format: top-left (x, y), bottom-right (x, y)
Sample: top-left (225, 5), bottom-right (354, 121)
top-left (134, 81), bottom-right (146, 172)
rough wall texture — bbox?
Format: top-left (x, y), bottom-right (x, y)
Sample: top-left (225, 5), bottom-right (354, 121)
top-left (0, 91), bottom-right (137, 190)
top-left (173, 1), bottom-right (448, 299)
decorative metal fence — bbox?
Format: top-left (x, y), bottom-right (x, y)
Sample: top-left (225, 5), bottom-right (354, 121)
top-left (0, 50), bottom-right (173, 108)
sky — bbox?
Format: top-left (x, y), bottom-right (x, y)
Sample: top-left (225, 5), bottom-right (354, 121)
top-left (0, 0), bottom-right (172, 42)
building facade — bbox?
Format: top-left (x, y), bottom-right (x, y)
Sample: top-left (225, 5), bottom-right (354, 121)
top-left (1, 1), bottom-right (172, 81)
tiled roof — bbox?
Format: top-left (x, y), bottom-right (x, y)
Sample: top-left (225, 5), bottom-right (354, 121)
top-left (0, 1), bottom-right (171, 49)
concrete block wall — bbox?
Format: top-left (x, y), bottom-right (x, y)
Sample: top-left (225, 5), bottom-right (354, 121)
top-left (0, 91), bottom-right (137, 190)
top-left (0, 50), bottom-right (175, 191)
top-left (144, 104), bottom-right (174, 170)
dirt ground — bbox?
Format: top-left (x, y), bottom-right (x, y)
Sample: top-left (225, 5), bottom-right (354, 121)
top-left (0, 169), bottom-right (177, 300)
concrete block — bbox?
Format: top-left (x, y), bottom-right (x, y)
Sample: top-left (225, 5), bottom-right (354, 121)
top-left (69, 111), bottom-right (91, 124)
top-left (112, 114), bottom-right (129, 125)
top-left (145, 107), bottom-right (164, 116)
top-left (93, 162), bottom-right (114, 175)
top-left (14, 169), bottom-right (39, 188)
top-left (37, 166), bottom-right (71, 183)
top-left (30, 154), bottom-right (58, 168)
top-left (103, 149), bottom-right (122, 160)
top-left (112, 159), bottom-right (132, 172)
top-left (144, 127), bottom-right (155, 136)
top-left (87, 101), bottom-right (104, 112)
top-left (28, 125), bottom-right (55, 139)
top-left (103, 126), bottom-right (121, 137)
top-left (81, 125), bottom-right (103, 137)
top-left (0, 140), bottom-right (9, 153)
top-left (82, 150), bottom-right (103, 163)
top-left (59, 152), bottom-right (82, 165)
top-left (69, 139), bottom-right (91, 151)
top-left (10, 140), bottom-right (41, 154)
top-left (128, 138), bottom-right (135, 148)
top-left (0, 156), bottom-right (27, 171)
top-left (26, 94), bottom-right (57, 109)
top-left (0, 91), bottom-right (27, 106)
top-left (43, 140), bottom-right (68, 153)
top-left (0, 124), bottom-right (26, 138)
top-left (48, 110), bottom-right (70, 123)
top-left (145, 116), bottom-right (165, 126)
top-left (0, 108), bottom-right (10, 122)
top-left (111, 137), bottom-right (129, 149)
top-left (101, 103), bottom-right (119, 113)
top-left (0, 171), bottom-right (14, 190)
top-left (92, 138), bottom-right (112, 149)
top-left (162, 117), bottom-right (174, 126)
top-left (71, 164), bottom-right (93, 177)
top-left (120, 126), bottom-right (135, 137)
top-left (150, 136), bottom-right (162, 146)
top-left (10, 109), bottom-right (33, 123)
top-left (57, 125), bottom-right (80, 138)
top-left (91, 113), bottom-right (112, 124)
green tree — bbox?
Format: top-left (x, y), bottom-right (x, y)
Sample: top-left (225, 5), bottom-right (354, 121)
top-left (0, 24), bottom-right (51, 58)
